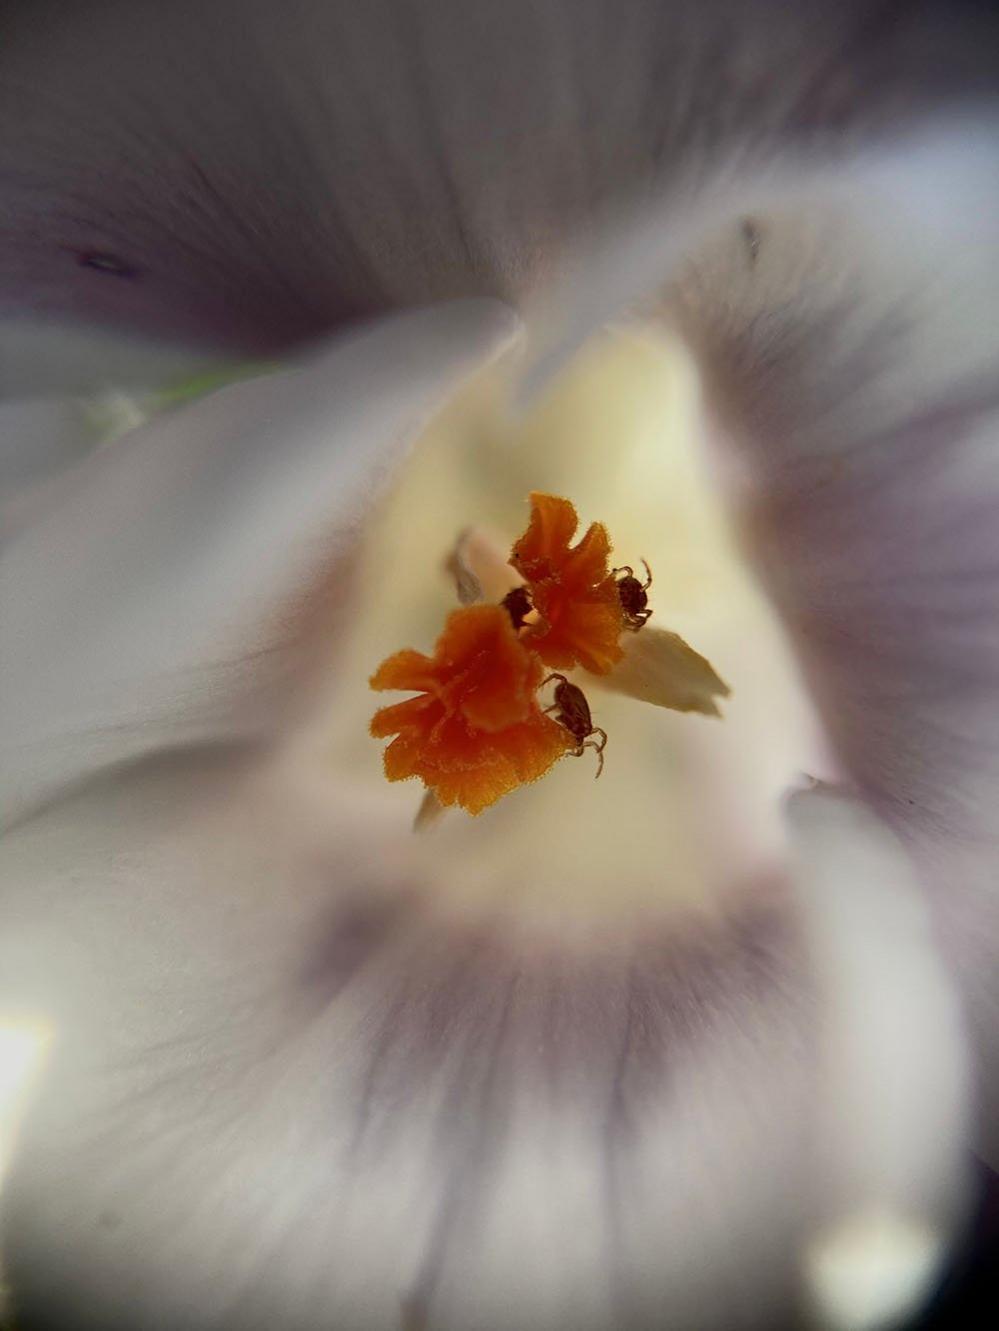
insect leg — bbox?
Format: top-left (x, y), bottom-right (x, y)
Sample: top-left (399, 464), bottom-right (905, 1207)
top-left (581, 738), bottom-right (605, 779)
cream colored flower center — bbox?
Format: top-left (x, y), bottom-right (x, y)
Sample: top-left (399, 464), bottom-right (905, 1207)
top-left (328, 327), bottom-right (833, 930)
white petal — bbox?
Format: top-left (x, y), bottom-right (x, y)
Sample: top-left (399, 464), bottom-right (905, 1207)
top-left (786, 785), bottom-right (971, 1330)
top-left (1, 745), bottom-right (817, 1331)
top-left (0, 331), bottom-right (232, 531)
top-left (0, 301), bottom-right (518, 825)
top-left (0, 319), bottom-right (222, 400)
top-left (0, 397), bottom-right (92, 501)
top-left (668, 127), bottom-right (999, 1158)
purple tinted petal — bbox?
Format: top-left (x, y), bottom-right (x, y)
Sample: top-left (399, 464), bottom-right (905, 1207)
top-left (1, 749), bottom-right (815, 1330)
top-left (2, 2), bottom-right (997, 349)
top-left (672, 140), bottom-right (999, 1155)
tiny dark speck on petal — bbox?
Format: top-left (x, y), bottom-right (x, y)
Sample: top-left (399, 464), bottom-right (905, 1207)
top-left (740, 218), bottom-right (761, 267)
top-left (75, 250), bottom-right (140, 278)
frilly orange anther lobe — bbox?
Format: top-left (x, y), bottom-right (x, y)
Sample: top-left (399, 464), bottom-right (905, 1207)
top-left (370, 604), bottom-right (572, 815)
top-left (509, 492), bottom-right (624, 675)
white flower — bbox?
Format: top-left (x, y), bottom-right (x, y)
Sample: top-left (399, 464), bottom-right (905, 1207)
top-left (2, 4), bottom-right (998, 1329)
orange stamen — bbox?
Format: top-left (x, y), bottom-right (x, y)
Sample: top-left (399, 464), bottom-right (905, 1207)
top-left (370, 604), bottom-right (572, 815)
top-left (509, 492), bottom-right (624, 674)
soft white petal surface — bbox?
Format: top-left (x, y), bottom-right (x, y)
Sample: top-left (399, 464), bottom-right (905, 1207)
top-left (0, 301), bottom-right (517, 824)
top-left (668, 131), bottom-right (999, 1156)
top-left (0, 398), bottom-right (93, 501)
top-left (0, 747), bottom-right (816, 1331)
top-left (787, 785), bottom-right (970, 1330)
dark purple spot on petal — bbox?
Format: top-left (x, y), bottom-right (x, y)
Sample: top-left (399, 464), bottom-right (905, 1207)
top-left (301, 892), bottom-right (419, 1008)
top-left (740, 217), bottom-right (761, 266)
top-left (74, 250), bottom-right (139, 279)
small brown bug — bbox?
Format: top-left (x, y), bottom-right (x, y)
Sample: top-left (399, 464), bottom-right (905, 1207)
top-left (612, 559), bottom-right (653, 631)
top-left (541, 673), bottom-right (607, 777)
top-left (501, 585), bottom-right (534, 632)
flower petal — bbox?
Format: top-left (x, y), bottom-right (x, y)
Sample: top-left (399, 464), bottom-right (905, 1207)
top-left (0, 398), bottom-right (94, 530)
top-left (786, 784), bottom-right (971, 1330)
top-left (0, 319), bottom-right (222, 400)
top-left (669, 131), bottom-right (999, 1157)
top-left (0, 301), bottom-right (519, 825)
top-left (0, 749), bottom-right (818, 1330)
top-left (4, 1), bottom-right (995, 354)
top-left (596, 626), bottom-right (730, 716)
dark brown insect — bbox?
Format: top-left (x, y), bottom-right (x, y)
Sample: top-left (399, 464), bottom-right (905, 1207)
top-left (612, 559), bottom-right (653, 631)
top-left (541, 673), bottom-right (607, 777)
top-left (502, 585), bottom-right (534, 631)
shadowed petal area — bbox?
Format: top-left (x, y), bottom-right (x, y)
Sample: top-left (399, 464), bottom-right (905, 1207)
top-left (0, 320), bottom-right (225, 401)
top-left (0, 300), bottom-right (518, 825)
top-left (2, 2), bottom-right (998, 350)
top-left (0, 748), bottom-right (815, 1331)
top-left (669, 137), bottom-right (999, 1157)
